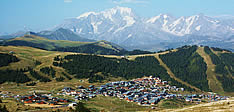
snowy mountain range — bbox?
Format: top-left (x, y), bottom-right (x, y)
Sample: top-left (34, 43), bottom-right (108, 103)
top-left (1, 6), bottom-right (233, 51)
top-left (55, 6), bottom-right (234, 51)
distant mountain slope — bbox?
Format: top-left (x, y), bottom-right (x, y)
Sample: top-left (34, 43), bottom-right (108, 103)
top-left (0, 28), bottom-right (94, 42)
top-left (0, 31), bottom-right (27, 39)
top-left (35, 28), bottom-right (94, 42)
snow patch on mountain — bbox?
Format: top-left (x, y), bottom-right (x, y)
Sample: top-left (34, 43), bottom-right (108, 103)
top-left (91, 21), bottom-right (102, 34)
top-left (147, 15), bottom-right (160, 23)
top-left (124, 16), bottom-right (135, 26)
top-left (195, 25), bottom-right (201, 31)
top-left (114, 16), bottom-right (135, 33)
top-left (184, 15), bottom-right (198, 34)
top-left (128, 34), bottom-right (132, 38)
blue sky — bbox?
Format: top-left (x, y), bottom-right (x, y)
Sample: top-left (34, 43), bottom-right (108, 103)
top-left (1, 0), bottom-right (234, 33)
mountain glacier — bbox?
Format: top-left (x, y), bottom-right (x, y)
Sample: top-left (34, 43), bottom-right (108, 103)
top-left (48, 6), bottom-right (234, 51)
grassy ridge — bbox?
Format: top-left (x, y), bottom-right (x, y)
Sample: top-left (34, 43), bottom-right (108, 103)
top-left (2, 35), bottom-right (91, 50)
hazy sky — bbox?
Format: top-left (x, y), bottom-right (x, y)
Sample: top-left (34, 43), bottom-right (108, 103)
top-left (1, 0), bottom-right (234, 33)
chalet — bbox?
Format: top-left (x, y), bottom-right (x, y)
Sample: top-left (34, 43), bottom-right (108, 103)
top-left (62, 87), bottom-right (74, 92)
top-left (192, 98), bottom-right (201, 103)
top-left (68, 102), bottom-right (77, 107)
top-left (77, 86), bottom-right (85, 89)
top-left (49, 101), bottom-right (57, 106)
top-left (75, 96), bottom-right (88, 101)
top-left (185, 98), bottom-right (192, 102)
top-left (36, 101), bottom-right (47, 104)
top-left (24, 99), bottom-right (33, 104)
top-left (128, 97), bottom-right (134, 102)
top-left (28, 95), bottom-right (35, 99)
top-left (89, 85), bottom-right (95, 89)
top-left (41, 96), bottom-right (48, 100)
top-left (32, 97), bottom-right (41, 101)
top-left (21, 97), bottom-right (28, 102)
top-left (9, 51), bottom-right (15, 54)
top-left (149, 99), bottom-right (157, 105)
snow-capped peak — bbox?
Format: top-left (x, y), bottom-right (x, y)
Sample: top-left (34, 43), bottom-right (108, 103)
top-left (114, 6), bottom-right (132, 15)
top-left (147, 14), bottom-right (173, 23)
top-left (76, 6), bottom-right (134, 21)
top-left (101, 6), bottom-right (134, 17)
top-left (101, 6), bottom-right (134, 21)
top-left (77, 12), bottom-right (96, 19)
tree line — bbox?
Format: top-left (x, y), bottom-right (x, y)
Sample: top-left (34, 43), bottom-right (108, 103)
top-left (53, 44), bottom-right (153, 55)
top-left (40, 66), bottom-right (56, 78)
top-left (28, 68), bottom-right (51, 82)
top-left (211, 47), bottom-right (231, 52)
top-left (0, 53), bottom-right (19, 67)
top-left (0, 69), bottom-right (31, 84)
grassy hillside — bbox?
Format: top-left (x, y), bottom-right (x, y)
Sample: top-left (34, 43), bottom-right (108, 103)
top-left (0, 45), bottom-right (233, 94)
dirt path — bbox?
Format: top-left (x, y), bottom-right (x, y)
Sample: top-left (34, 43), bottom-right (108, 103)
top-left (196, 47), bottom-right (224, 93)
top-left (154, 54), bottom-right (201, 91)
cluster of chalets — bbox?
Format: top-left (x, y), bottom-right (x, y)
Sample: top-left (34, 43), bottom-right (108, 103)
top-left (58, 76), bottom-right (188, 106)
top-left (19, 92), bottom-right (71, 106)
